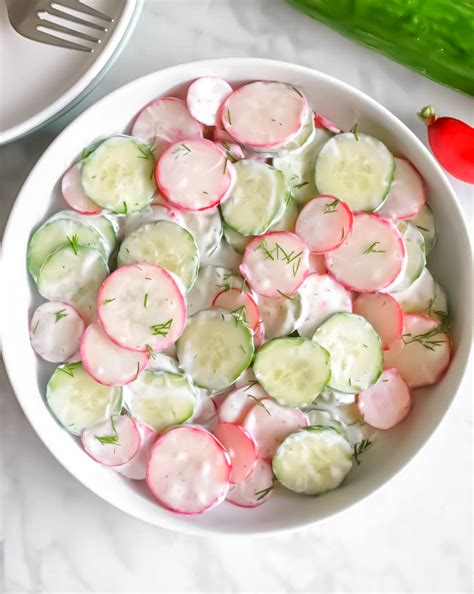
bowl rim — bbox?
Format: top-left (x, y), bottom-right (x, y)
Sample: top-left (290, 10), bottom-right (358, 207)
top-left (2, 57), bottom-right (472, 537)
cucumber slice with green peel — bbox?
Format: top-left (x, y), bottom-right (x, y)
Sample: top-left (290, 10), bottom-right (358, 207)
top-left (118, 221), bottom-right (199, 292)
top-left (253, 337), bottom-right (330, 406)
top-left (46, 362), bottom-right (122, 435)
top-left (272, 427), bottom-right (353, 495)
top-left (221, 160), bottom-right (290, 236)
top-left (81, 136), bottom-right (155, 213)
top-left (176, 309), bottom-right (254, 390)
top-left (313, 313), bottom-right (382, 394)
top-left (28, 217), bottom-right (106, 280)
top-left (409, 204), bottom-right (436, 254)
top-left (386, 221), bottom-right (426, 292)
top-left (123, 370), bottom-right (197, 432)
top-left (390, 267), bottom-right (436, 313)
top-left (315, 132), bottom-right (395, 212)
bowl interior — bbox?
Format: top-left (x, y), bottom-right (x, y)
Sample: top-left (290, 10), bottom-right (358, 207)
top-left (2, 58), bottom-right (471, 535)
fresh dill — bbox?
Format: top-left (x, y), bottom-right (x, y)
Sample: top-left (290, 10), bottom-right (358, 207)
top-left (145, 344), bottom-right (156, 359)
top-left (353, 439), bottom-right (372, 465)
top-left (103, 298), bottom-right (116, 305)
top-left (363, 241), bottom-right (385, 254)
top-left (32, 320), bottom-right (40, 334)
top-left (247, 395), bottom-right (271, 415)
top-left (144, 293), bottom-right (149, 308)
top-left (277, 289), bottom-right (294, 300)
top-left (95, 416), bottom-right (120, 446)
top-left (66, 234), bottom-right (79, 255)
top-left (402, 321), bottom-right (449, 351)
top-left (136, 142), bottom-right (154, 160)
top-left (324, 198), bottom-right (340, 214)
top-left (58, 363), bottom-right (77, 378)
top-left (227, 109), bottom-right (233, 125)
top-left (350, 124), bottom-right (359, 141)
top-left (150, 319), bottom-right (173, 337)
top-left (254, 484), bottom-right (275, 501)
top-left (293, 181), bottom-right (309, 190)
top-left (54, 309), bottom-right (68, 323)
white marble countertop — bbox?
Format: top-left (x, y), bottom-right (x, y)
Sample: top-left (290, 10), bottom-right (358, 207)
top-left (1, 1), bottom-right (473, 592)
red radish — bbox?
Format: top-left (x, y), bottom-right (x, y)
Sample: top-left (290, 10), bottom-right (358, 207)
top-left (326, 213), bottom-right (405, 292)
top-left (222, 81), bottom-right (308, 148)
top-left (146, 425), bottom-right (231, 514)
top-left (418, 105), bottom-right (474, 184)
top-left (123, 204), bottom-right (185, 236)
top-left (115, 423), bottom-right (157, 480)
top-left (253, 321), bottom-right (265, 347)
top-left (353, 292), bottom-right (403, 349)
top-left (98, 263), bottom-right (186, 352)
top-left (213, 422), bottom-right (258, 483)
top-left (226, 459), bottom-right (274, 507)
top-left (357, 369), bottom-right (411, 429)
top-left (215, 141), bottom-right (245, 162)
top-left (187, 77), bottom-right (233, 126)
top-left (218, 383), bottom-right (270, 424)
top-left (376, 158), bottom-right (426, 220)
top-left (81, 415), bottom-right (141, 467)
top-left (212, 288), bottom-right (260, 332)
top-left (30, 301), bottom-right (85, 363)
top-left (314, 112), bottom-right (341, 134)
top-left (155, 139), bottom-right (235, 211)
top-left (62, 162), bottom-right (101, 215)
top-left (308, 253), bottom-right (327, 274)
top-left (295, 195), bottom-right (354, 254)
top-left (383, 314), bottom-right (450, 388)
top-left (80, 322), bottom-right (149, 386)
top-left (240, 231), bottom-right (310, 297)
top-left (242, 398), bottom-right (308, 460)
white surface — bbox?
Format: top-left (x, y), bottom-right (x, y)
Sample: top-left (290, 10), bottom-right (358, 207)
top-left (0, 0), bottom-right (472, 591)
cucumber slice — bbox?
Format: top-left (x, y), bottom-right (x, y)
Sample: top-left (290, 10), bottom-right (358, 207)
top-left (386, 221), bottom-right (426, 292)
top-left (272, 427), bottom-right (353, 495)
top-left (315, 132), bottom-right (394, 212)
top-left (313, 313), bottom-right (382, 394)
top-left (117, 220), bottom-right (199, 292)
top-left (124, 370), bottom-right (197, 432)
top-left (409, 204), bottom-right (436, 254)
top-left (27, 217), bottom-right (106, 280)
top-left (390, 267), bottom-right (436, 313)
top-left (176, 309), bottom-right (254, 390)
top-left (81, 136), bottom-right (155, 213)
top-left (221, 160), bottom-right (290, 236)
top-left (253, 337), bottom-right (330, 406)
top-left (46, 362), bottom-right (122, 435)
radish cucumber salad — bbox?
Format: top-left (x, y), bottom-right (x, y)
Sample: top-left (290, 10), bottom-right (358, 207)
top-left (28, 78), bottom-right (451, 515)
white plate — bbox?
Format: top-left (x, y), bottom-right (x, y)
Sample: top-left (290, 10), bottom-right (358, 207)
top-left (0, 0), bottom-right (142, 144)
top-left (2, 59), bottom-right (472, 536)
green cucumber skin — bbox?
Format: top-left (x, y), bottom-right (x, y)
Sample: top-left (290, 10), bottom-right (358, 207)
top-left (287, 0), bottom-right (474, 96)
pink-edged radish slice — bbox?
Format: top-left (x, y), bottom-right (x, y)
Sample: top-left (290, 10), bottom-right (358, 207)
top-left (297, 273), bottom-right (352, 338)
top-left (383, 314), bottom-right (450, 388)
top-left (146, 425), bottom-right (231, 514)
top-left (115, 423), bottom-right (157, 480)
top-left (123, 204), bottom-right (185, 236)
top-left (62, 162), bottom-right (101, 215)
top-left (326, 213), bottom-right (405, 292)
top-left (295, 196), bottom-right (353, 254)
top-left (192, 390), bottom-right (218, 431)
top-left (81, 414), bottom-right (141, 467)
top-left (253, 321), bottom-right (265, 347)
top-left (98, 263), bottom-right (186, 352)
top-left (30, 301), bottom-right (85, 363)
top-left (187, 77), bottom-right (233, 126)
top-left (156, 139), bottom-right (235, 211)
top-left (357, 368), bottom-right (411, 430)
top-left (240, 231), bottom-right (310, 297)
top-left (376, 158), bottom-right (426, 220)
top-left (213, 422), bottom-right (258, 484)
top-left (212, 288), bottom-right (260, 332)
top-left (226, 459), bottom-right (275, 507)
top-left (218, 383), bottom-right (270, 424)
top-left (132, 96), bottom-right (203, 152)
top-left (308, 253), bottom-right (327, 274)
top-left (215, 141), bottom-right (245, 162)
top-left (80, 322), bottom-right (149, 386)
top-left (242, 398), bottom-right (308, 460)
top-left (314, 112), bottom-right (342, 134)
top-left (353, 292), bottom-right (403, 349)
top-left (222, 81), bottom-right (308, 148)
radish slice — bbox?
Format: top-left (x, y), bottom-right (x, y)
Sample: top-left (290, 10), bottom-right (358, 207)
top-left (357, 368), bottom-right (411, 429)
top-left (222, 82), bottom-right (308, 148)
top-left (383, 314), bottom-right (450, 388)
top-left (192, 390), bottom-right (218, 431)
top-left (240, 231), bottom-right (310, 297)
top-left (253, 321), bottom-right (265, 347)
top-left (81, 415), bottom-right (141, 467)
top-left (376, 158), bottom-right (425, 220)
top-left (308, 253), bottom-right (327, 274)
top-left (187, 77), bottom-right (233, 126)
top-left (156, 139), bottom-right (235, 211)
top-left (257, 292), bottom-right (304, 339)
top-left (98, 263), bottom-right (186, 352)
top-left (213, 422), bottom-right (258, 483)
top-left (146, 425), bottom-right (231, 514)
top-left (62, 162), bottom-right (101, 215)
top-left (218, 383), bottom-right (270, 424)
top-left (314, 112), bottom-right (342, 134)
top-left (326, 214), bottom-right (405, 292)
top-left (123, 204), bottom-right (185, 236)
top-left (226, 459), bottom-right (275, 507)
top-left (297, 273), bottom-right (352, 338)
top-left (30, 301), bottom-right (85, 363)
top-left (80, 322), bottom-right (149, 386)
top-left (131, 97), bottom-right (203, 153)
top-left (242, 398), bottom-right (308, 460)
top-left (215, 141), bottom-right (245, 162)
top-left (353, 293), bottom-right (403, 349)
top-left (115, 423), bottom-right (158, 480)
top-left (295, 196), bottom-right (354, 253)
top-left (212, 288), bottom-right (260, 332)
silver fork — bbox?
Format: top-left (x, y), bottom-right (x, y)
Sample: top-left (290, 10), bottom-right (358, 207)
top-left (5, 0), bottom-right (114, 52)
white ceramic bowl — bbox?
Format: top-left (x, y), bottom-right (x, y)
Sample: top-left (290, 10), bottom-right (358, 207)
top-left (2, 59), bottom-right (472, 536)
